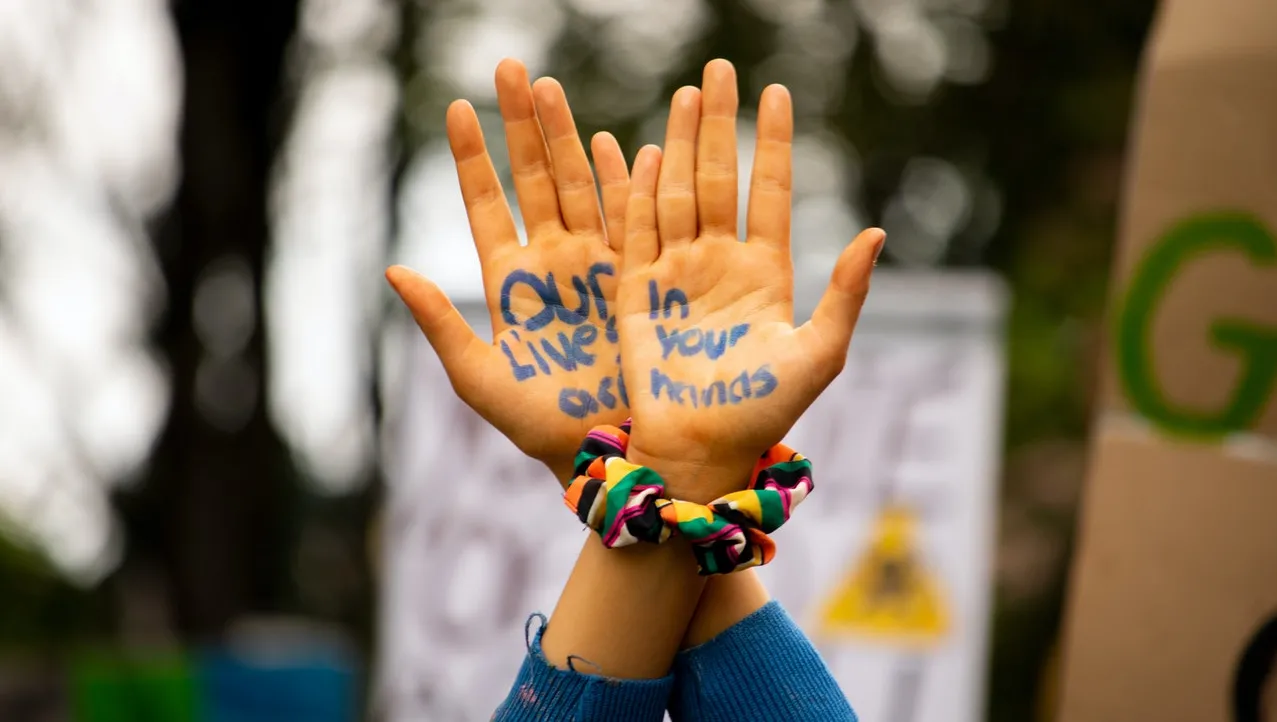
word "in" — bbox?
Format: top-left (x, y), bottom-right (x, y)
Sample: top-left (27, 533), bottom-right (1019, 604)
top-left (647, 280), bottom-right (689, 321)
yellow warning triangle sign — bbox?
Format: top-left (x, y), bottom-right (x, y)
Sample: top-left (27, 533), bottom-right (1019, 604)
top-left (817, 504), bottom-right (949, 647)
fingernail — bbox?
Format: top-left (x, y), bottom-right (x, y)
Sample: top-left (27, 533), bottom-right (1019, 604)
top-left (762, 84), bottom-right (790, 110)
top-left (871, 230), bottom-right (886, 265)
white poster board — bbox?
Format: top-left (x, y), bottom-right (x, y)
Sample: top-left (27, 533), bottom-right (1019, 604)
top-left (375, 270), bottom-right (1007, 722)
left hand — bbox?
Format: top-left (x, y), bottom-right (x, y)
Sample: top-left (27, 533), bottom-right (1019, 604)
top-left (387, 60), bottom-right (631, 479)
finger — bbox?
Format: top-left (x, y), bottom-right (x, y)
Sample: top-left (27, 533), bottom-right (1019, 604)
top-left (625, 145), bottom-right (663, 268)
top-left (696, 59), bottom-right (739, 238)
top-left (746, 84), bottom-right (793, 250)
top-left (386, 265), bottom-right (494, 393)
top-left (795, 228), bottom-right (885, 375)
top-left (446, 100), bottom-right (519, 261)
top-left (592, 131), bottom-right (630, 251)
top-left (657, 86), bottom-right (702, 249)
top-left (495, 58), bottom-right (562, 234)
top-left (532, 77), bottom-right (604, 236)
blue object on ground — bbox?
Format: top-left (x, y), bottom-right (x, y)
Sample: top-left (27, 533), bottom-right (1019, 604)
top-left (195, 647), bottom-right (356, 722)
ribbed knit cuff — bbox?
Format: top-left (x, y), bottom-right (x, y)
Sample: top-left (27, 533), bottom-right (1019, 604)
top-left (669, 600), bottom-right (858, 722)
top-left (492, 613), bottom-right (673, 722)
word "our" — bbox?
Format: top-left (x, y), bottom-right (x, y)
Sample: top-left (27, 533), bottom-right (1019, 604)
top-left (501, 263), bottom-right (617, 340)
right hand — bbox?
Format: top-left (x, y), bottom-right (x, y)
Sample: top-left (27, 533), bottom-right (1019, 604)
top-left (617, 60), bottom-right (883, 502)
top-left (387, 59), bottom-right (632, 479)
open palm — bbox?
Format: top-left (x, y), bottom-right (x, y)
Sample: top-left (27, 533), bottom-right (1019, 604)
top-left (618, 60), bottom-right (884, 502)
top-left (388, 60), bottom-right (631, 477)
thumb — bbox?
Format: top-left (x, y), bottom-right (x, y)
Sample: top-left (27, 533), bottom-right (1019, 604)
top-left (386, 265), bottom-right (489, 383)
top-left (797, 227), bottom-right (885, 371)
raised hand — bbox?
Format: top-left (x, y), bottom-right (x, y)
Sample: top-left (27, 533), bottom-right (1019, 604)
top-left (387, 59), bottom-right (631, 478)
top-left (618, 60), bottom-right (884, 502)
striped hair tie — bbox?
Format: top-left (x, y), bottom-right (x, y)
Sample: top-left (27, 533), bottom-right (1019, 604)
top-left (562, 420), bottom-right (814, 575)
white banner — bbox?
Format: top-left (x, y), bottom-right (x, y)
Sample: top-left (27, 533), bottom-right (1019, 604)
top-left (375, 270), bottom-right (1007, 722)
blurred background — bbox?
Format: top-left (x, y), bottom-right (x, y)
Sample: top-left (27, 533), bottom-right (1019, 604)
top-left (0, 0), bottom-right (1156, 719)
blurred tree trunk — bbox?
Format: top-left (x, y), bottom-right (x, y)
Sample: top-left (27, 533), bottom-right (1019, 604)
top-left (120, 0), bottom-right (300, 640)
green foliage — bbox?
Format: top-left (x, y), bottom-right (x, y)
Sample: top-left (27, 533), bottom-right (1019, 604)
top-left (0, 534), bottom-right (104, 650)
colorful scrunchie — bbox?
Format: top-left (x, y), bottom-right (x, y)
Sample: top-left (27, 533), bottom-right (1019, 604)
top-left (562, 420), bottom-right (814, 575)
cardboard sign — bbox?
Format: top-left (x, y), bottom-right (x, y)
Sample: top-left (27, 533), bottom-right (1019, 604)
top-left (1056, 0), bottom-right (1277, 719)
top-left (374, 269), bottom-right (1007, 722)
top-left (1061, 430), bottom-right (1277, 722)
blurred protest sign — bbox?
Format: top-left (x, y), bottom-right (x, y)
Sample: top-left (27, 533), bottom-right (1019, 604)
top-left (1056, 0), bottom-right (1277, 720)
top-left (374, 307), bottom-right (586, 722)
top-left (758, 270), bottom-right (1006, 722)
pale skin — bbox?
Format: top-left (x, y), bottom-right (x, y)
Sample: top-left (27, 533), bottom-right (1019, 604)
top-left (389, 58), bottom-right (882, 678)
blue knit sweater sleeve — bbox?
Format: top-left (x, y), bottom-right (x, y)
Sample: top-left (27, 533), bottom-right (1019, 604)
top-left (492, 614), bottom-right (672, 722)
top-left (668, 600), bottom-right (858, 722)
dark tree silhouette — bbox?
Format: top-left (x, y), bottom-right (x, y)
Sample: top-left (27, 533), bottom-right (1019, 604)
top-left (119, 0), bottom-right (301, 640)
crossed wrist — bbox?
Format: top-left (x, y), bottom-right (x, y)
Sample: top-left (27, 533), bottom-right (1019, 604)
top-left (622, 446), bottom-right (754, 506)
top-left (563, 420), bottom-right (814, 576)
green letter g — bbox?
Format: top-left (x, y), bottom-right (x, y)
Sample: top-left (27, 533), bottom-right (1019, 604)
top-left (1116, 212), bottom-right (1277, 438)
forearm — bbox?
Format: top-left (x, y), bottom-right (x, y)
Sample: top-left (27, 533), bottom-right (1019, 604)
top-left (541, 533), bottom-right (706, 678)
top-left (683, 570), bottom-right (770, 648)
top-left (494, 606), bottom-right (674, 722)
top-left (496, 466), bottom-right (701, 721)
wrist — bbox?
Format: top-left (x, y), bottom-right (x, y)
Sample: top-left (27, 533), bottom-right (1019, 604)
top-left (624, 444), bottom-right (754, 505)
top-left (546, 459), bottom-right (575, 486)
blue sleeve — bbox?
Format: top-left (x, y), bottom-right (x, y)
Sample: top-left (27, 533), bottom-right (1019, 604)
top-left (668, 600), bottom-right (858, 722)
top-left (492, 613), bottom-right (673, 722)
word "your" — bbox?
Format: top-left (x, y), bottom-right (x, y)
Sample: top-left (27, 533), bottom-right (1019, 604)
top-left (656, 324), bottom-right (749, 360)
